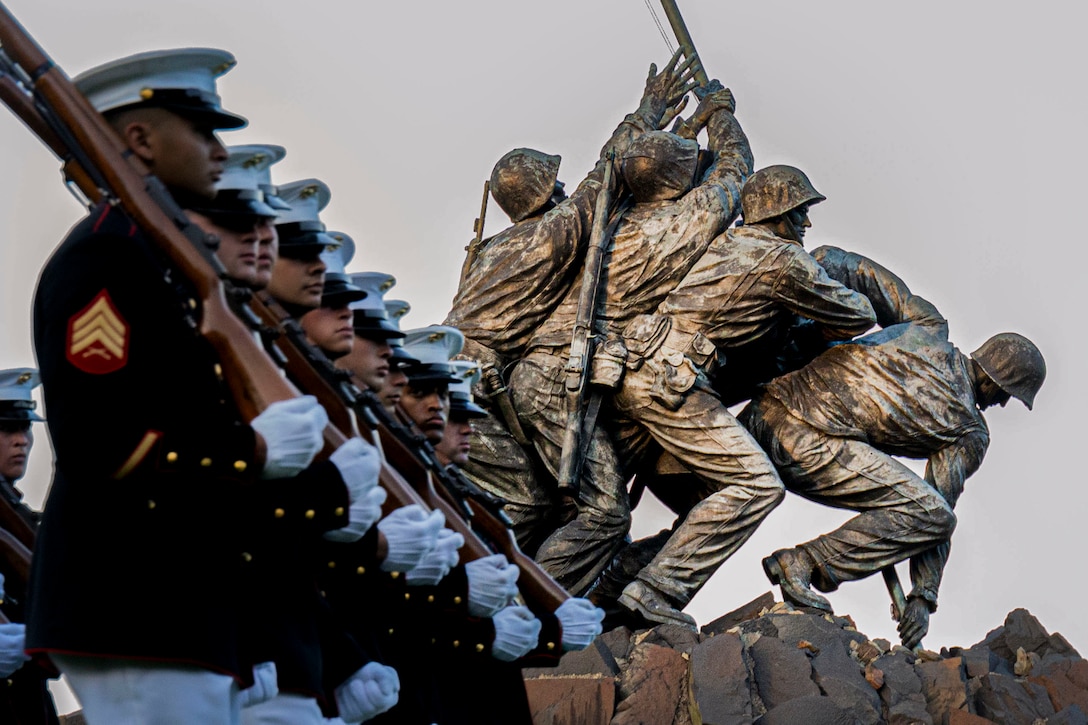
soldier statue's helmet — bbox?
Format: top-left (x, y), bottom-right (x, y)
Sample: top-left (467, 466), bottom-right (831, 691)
top-left (740, 165), bottom-right (826, 224)
top-left (621, 131), bottom-right (701, 203)
top-left (74, 48), bottom-right (247, 130)
top-left (0, 369), bottom-right (44, 423)
top-left (969, 333), bottom-right (1046, 410)
top-left (448, 360), bottom-right (489, 420)
top-left (490, 148), bottom-right (562, 223)
top-left (348, 272), bottom-right (406, 341)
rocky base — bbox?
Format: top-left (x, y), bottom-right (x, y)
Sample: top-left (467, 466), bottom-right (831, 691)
top-left (524, 593), bottom-right (1087, 725)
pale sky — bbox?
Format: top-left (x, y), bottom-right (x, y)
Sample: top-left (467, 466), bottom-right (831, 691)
top-left (0, 0), bottom-right (1085, 690)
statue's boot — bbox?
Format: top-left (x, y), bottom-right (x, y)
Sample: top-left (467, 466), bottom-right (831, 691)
top-left (617, 580), bottom-right (697, 630)
top-left (762, 548), bottom-right (833, 612)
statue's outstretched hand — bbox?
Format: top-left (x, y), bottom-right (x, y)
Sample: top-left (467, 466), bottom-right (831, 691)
top-left (641, 47), bottom-right (701, 122)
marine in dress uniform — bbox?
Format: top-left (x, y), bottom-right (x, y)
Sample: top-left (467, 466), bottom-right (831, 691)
top-left (0, 369), bottom-right (59, 725)
top-left (28, 50), bottom-right (350, 725)
top-left (189, 147), bottom-right (386, 724)
top-left (335, 272), bottom-right (408, 395)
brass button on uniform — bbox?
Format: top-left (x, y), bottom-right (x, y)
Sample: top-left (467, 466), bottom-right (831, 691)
top-left (356, 566), bottom-right (366, 575)
top-left (327, 561), bottom-right (336, 569)
top-left (274, 508), bottom-right (285, 518)
top-left (166, 452), bottom-right (178, 463)
top-left (304, 509), bottom-right (316, 520)
top-left (475, 643), bottom-right (485, 653)
top-left (334, 506), bottom-right (344, 517)
top-left (453, 596), bottom-right (462, 605)
top-left (390, 571), bottom-right (400, 579)
top-left (427, 595), bottom-right (435, 603)
top-left (147, 500), bottom-right (156, 510)
top-left (200, 457), bottom-right (212, 468)
top-left (546, 642), bottom-right (556, 651)
top-left (241, 552), bottom-right (253, 562)
top-left (452, 640), bottom-right (460, 649)
top-left (404, 593), bottom-right (411, 601)
top-left (234, 460), bottom-right (247, 473)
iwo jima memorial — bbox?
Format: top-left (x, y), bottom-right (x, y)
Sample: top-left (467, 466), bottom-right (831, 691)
top-left (0, 0), bottom-right (1079, 723)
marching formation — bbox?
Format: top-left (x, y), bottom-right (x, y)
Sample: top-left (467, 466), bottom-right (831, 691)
top-left (0, 4), bottom-right (1047, 725)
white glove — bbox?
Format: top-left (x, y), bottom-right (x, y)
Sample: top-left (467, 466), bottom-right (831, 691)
top-left (465, 554), bottom-right (519, 617)
top-left (376, 505), bottom-right (445, 572)
top-left (325, 487), bottom-right (388, 543)
top-left (556, 597), bottom-right (605, 651)
top-left (0, 623), bottom-right (29, 678)
top-left (334, 662), bottom-right (400, 723)
top-left (330, 438), bottom-right (382, 503)
top-left (237, 661), bottom-right (278, 709)
top-left (405, 528), bottom-right (464, 586)
top-left (252, 396), bottom-right (328, 479)
top-left (491, 605), bottom-right (541, 662)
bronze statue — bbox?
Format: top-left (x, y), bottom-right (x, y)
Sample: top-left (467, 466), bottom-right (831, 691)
top-left (741, 246), bottom-right (1045, 648)
top-left (445, 52), bottom-right (697, 584)
top-left (597, 166), bottom-right (878, 628)
top-left (510, 79), bottom-right (752, 596)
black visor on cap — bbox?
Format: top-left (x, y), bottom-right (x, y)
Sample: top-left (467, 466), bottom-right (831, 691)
top-left (188, 189), bottom-right (278, 226)
top-left (0, 401), bottom-right (43, 423)
top-left (405, 363), bottom-right (460, 385)
top-left (114, 87), bottom-right (246, 130)
top-left (389, 345), bottom-right (420, 367)
top-left (322, 274), bottom-right (368, 307)
top-left (261, 185), bottom-right (292, 211)
top-left (352, 311), bottom-right (406, 340)
top-left (449, 394), bottom-right (488, 419)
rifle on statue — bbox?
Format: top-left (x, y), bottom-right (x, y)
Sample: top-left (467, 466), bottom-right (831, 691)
top-left (457, 179), bottom-right (490, 289)
top-left (556, 152), bottom-right (615, 500)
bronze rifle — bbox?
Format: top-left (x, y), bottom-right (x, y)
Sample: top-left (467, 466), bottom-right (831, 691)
top-left (555, 152), bottom-right (615, 499)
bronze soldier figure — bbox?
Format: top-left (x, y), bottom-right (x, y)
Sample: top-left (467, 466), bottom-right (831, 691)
top-left (600, 166), bottom-right (877, 627)
top-left (741, 247), bottom-right (1045, 648)
top-left (513, 81), bottom-right (753, 595)
top-left (445, 52), bottom-right (698, 560)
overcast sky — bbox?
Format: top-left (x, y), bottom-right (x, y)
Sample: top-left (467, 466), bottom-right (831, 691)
top-left (0, 0), bottom-right (1084, 686)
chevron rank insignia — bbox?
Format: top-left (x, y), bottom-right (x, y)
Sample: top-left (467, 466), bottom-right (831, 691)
top-left (66, 290), bottom-right (129, 374)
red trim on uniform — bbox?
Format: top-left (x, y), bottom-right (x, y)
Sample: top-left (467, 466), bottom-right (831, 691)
top-left (90, 204), bottom-right (112, 233)
top-left (65, 289), bottom-right (130, 375)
